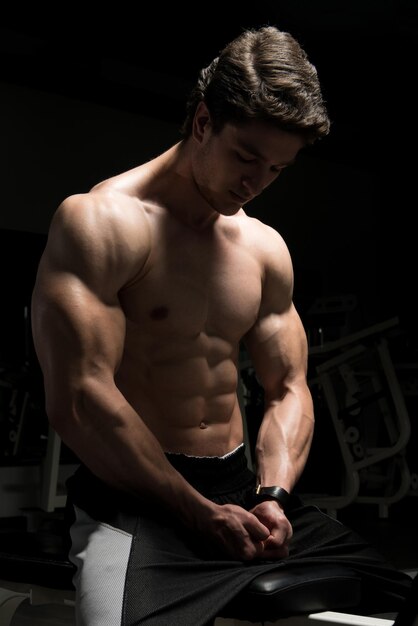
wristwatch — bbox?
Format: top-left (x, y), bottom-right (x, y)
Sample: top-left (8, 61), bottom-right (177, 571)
top-left (255, 485), bottom-right (290, 509)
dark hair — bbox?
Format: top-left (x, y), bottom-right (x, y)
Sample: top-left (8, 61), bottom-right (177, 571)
top-left (180, 25), bottom-right (330, 143)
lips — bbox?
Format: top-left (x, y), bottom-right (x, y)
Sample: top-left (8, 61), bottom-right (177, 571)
top-left (230, 191), bottom-right (251, 203)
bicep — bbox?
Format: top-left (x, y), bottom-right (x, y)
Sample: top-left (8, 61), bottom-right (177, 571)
top-left (243, 303), bottom-right (309, 401)
top-left (32, 256), bottom-right (126, 403)
top-left (244, 225), bottom-right (309, 399)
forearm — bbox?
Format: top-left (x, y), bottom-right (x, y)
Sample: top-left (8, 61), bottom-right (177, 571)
top-left (45, 377), bottom-right (276, 561)
top-left (50, 380), bottom-right (212, 528)
top-left (255, 386), bottom-right (314, 492)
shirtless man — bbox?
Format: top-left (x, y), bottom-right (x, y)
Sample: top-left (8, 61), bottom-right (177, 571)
top-left (31, 25), bottom-right (411, 626)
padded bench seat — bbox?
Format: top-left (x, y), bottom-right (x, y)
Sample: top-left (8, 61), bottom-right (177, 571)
top-left (220, 564), bottom-right (362, 622)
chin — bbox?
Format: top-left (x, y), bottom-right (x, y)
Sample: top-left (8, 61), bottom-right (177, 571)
top-left (220, 205), bottom-right (243, 216)
top-left (212, 194), bottom-right (243, 215)
top-left (210, 200), bottom-right (241, 216)
top-left (201, 187), bottom-right (243, 216)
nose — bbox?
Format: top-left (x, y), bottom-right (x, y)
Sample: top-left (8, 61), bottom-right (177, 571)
top-left (241, 176), bottom-right (258, 197)
top-left (241, 174), bottom-right (265, 198)
top-left (241, 168), bottom-right (278, 197)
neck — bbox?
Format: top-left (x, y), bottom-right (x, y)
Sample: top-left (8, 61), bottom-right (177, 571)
top-left (146, 141), bottom-right (220, 231)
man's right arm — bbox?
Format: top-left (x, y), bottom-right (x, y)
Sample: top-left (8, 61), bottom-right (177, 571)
top-left (31, 193), bottom-right (269, 560)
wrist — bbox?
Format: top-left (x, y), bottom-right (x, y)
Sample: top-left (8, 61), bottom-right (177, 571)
top-left (255, 484), bottom-right (290, 510)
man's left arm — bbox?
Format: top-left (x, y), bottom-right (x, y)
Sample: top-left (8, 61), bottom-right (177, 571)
top-left (245, 302), bottom-right (314, 491)
top-left (243, 235), bottom-right (314, 557)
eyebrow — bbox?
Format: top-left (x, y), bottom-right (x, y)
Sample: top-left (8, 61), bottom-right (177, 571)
top-left (237, 140), bottom-right (297, 167)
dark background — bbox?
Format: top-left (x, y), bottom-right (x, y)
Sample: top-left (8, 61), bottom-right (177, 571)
top-left (2, 1), bottom-right (415, 164)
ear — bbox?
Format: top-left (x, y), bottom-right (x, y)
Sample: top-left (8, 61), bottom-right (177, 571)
top-left (192, 101), bottom-right (211, 143)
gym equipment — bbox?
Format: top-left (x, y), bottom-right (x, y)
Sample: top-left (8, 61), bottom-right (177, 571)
top-left (304, 317), bottom-right (412, 518)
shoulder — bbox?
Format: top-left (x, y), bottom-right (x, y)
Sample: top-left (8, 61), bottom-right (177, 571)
top-left (235, 213), bottom-right (295, 316)
top-left (54, 188), bottom-right (150, 238)
top-left (55, 187), bottom-right (151, 244)
top-left (47, 188), bottom-right (152, 284)
top-left (239, 213), bottom-right (293, 281)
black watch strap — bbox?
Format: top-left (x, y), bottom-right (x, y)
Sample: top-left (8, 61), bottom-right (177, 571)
top-left (255, 485), bottom-right (290, 509)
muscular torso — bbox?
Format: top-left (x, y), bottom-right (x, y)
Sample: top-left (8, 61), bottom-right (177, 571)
top-left (115, 203), bottom-right (263, 455)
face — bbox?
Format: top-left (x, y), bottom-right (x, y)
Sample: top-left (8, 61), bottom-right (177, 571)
top-left (191, 103), bottom-right (306, 215)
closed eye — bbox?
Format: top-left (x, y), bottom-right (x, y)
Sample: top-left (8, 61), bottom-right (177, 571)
top-left (236, 151), bottom-right (287, 173)
top-left (236, 151), bottom-right (256, 164)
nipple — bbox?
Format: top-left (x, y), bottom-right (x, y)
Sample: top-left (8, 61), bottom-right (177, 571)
top-left (199, 421), bottom-right (208, 430)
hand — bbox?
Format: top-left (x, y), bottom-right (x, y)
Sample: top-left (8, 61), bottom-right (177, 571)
top-left (250, 500), bottom-right (293, 559)
top-left (201, 503), bottom-right (271, 561)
